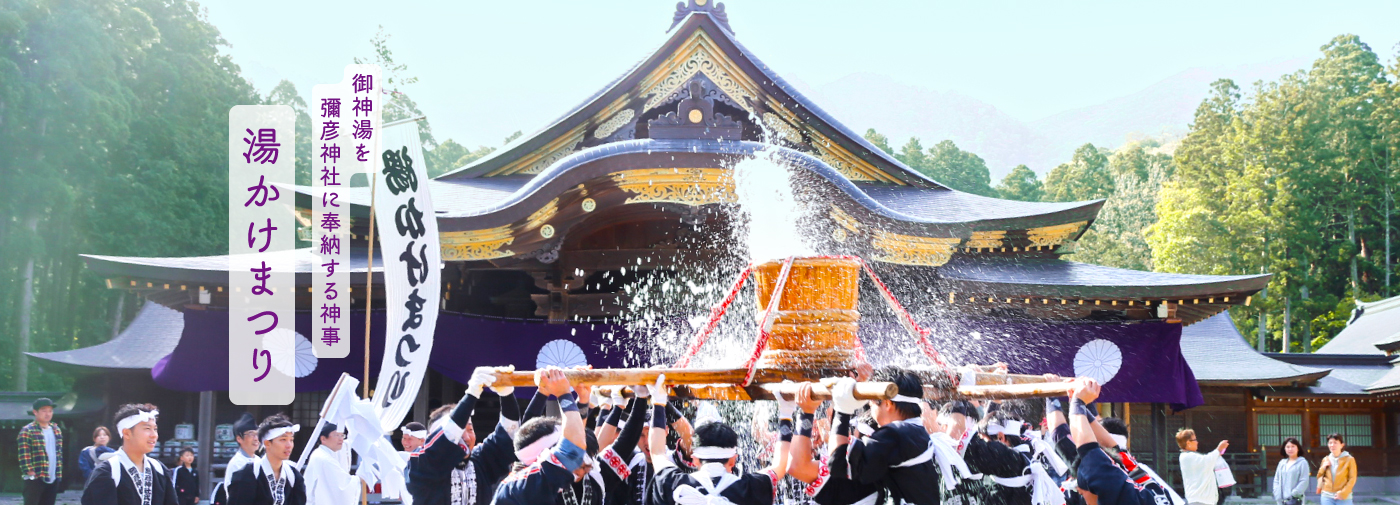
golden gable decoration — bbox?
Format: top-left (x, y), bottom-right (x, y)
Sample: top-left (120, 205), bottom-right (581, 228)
top-left (870, 230), bottom-right (961, 267)
top-left (611, 168), bottom-right (736, 206)
top-left (1027, 221), bottom-right (1088, 248)
top-left (441, 226), bottom-right (515, 261)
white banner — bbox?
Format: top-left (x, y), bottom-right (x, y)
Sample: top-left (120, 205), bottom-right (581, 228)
top-left (228, 105), bottom-right (296, 405)
top-left (312, 65), bottom-right (380, 359)
top-left (369, 121), bottom-right (439, 431)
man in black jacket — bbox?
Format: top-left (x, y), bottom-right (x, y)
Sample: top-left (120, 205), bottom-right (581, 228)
top-left (408, 366), bottom-right (521, 505)
top-left (82, 404), bottom-right (180, 505)
top-left (226, 414), bottom-right (305, 505)
top-left (838, 367), bottom-right (942, 505)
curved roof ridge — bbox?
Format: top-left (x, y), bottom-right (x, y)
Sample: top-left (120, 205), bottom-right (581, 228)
top-left (719, 29), bottom-right (936, 187)
top-left (435, 11), bottom-right (938, 186)
top-left (434, 140), bottom-right (1100, 232)
top-left (434, 25), bottom-right (673, 180)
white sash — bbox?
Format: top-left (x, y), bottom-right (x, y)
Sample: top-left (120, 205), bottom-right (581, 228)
top-left (672, 464), bottom-right (740, 505)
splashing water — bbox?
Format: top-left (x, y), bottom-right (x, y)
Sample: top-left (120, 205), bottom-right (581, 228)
top-left (733, 153), bottom-right (817, 263)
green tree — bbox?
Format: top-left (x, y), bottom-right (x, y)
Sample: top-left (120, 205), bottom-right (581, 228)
top-left (356, 26), bottom-right (435, 150)
top-left (0, 0), bottom-right (258, 390)
top-left (996, 165), bottom-right (1043, 202)
top-left (426, 131), bottom-right (521, 178)
top-left (1043, 144), bottom-right (1114, 202)
top-left (863, 128), bottom-right (893, 155)
top-left (264, 80), bottom-right (312, 185)
top-left (1068, 142), bottom-right (1174, 270)
top-left (891, 137), bottom-right (994, 195)
top-left (895, 137), bottom-right (929, 172)
top-left (1150, 35), bottom-right (1399, 352)
top-left (924, 140), bottom-right (994, 196)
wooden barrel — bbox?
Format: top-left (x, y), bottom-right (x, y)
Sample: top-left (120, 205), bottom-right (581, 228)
top-left (752, 257), bottom-right (862, 370)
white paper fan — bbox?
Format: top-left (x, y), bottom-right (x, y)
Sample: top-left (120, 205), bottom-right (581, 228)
top-left (262, 328), bottom-right (318, 378)
top-left (1073, 339), bottom-right (1122, 385)
top-left (536, 339), bottom-right (588, 370)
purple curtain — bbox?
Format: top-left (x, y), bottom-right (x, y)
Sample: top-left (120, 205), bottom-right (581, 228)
top-left (151, 309), bottom-right (629, 393)
top-left (924, 319), bottom-right (1202, 408)
top-left (152, 309), bottom-right (1200, 408)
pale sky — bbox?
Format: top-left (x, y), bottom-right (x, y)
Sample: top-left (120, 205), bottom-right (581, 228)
top-left (201, 0), bottom-right (1400, 148)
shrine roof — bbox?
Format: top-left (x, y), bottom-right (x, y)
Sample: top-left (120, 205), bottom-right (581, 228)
top-left (1263, 353), bottom-right (1394, 397)
top-left (1315, 295), bottom-right (1400, 356)
top-left (1179, 313), bottom-right (1329, 387)
top-left (26, 301), bottom-right (182, 372)
top-left (938, 256), bottom-right (1271, 299)
top-left (434, 8), bottom-right (935, 187)
top-left (81, 248), bottom-right (386, 285)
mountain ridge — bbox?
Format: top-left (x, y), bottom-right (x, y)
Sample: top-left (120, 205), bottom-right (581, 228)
top-left (797, 59), bottom-right (1307, 179)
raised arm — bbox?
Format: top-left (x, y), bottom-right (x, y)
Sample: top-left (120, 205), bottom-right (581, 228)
top-left (611, 397), bottom-right (647, 461)
top-left (786, 383), bottom-right (823, 483)
top-left (766, 383), bottom-right (794, 481)
top-left (538, 368), bottom-right (586, 451)
top-left (1068, 378), bottom-right (1101, 448)
top-left (648, 375), bottom-right (672, 472)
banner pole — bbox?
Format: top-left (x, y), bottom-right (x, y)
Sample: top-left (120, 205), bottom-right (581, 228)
top-left (364, 173), bottom-right (376, 399)
top-left (361, 174), bottom-right (376, 505)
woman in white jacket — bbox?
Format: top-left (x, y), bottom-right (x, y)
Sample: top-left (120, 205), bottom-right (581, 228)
top-left (1177, 429), bottom-right (1229, 505)
top-left (1273, 437), bottom-right (1311, 505)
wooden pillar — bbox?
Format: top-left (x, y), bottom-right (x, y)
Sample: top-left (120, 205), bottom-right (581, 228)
top-left (1152, 402), bottom-right (1168, 474)
top-left (197, 391), bottom-right (216, 499)
top-left (413, 372), bottom-right (431, 425)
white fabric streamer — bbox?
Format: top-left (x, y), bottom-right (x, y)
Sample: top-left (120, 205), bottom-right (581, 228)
top-left (928, 432), bottom-right (983, 489)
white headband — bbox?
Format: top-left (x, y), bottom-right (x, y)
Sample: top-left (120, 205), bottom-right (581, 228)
top-left (985, 422), bottom-right (1006, 436)
top-left (691, 446), bottom-right (738, 460)
top-left (855, 420), bottom-right (876, 437)
top-left (117, 410), bottom-right (159, 432)
top-left (262, 424), bottom-right (300, 442)
top-left (515, 429), bottom-right (561, 466)
top-left (1110, 434), bottom-right (1128, 449)
top-left (891, 394), bottom-right (922, 405)
top-left (1003, 420), bottom-right (1023, 438)
top-left (401, 426), bottom-right (427, 439)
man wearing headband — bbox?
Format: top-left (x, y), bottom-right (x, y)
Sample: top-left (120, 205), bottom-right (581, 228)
top-left (227, 414), bottom-right (306, 505)
top-left (647, 373), bottom-right (791, 505)
top-left (305, 423), bottom-right (374, 505)
top-left (787, 383), bottom-right (883, 505)
top-left (408, 366), bottom-right (521, 505)
top-left (1067, 379), bottom-right (1169, 505)
top-left (971, 410), bottom-right (1041, 505)
top-left (838, 366), bottom-right (940, 505)
top-left (491, 367), bottom-right (591, 505)
top-left (82, 403), bottom-right (179, 505)
top-left (401, 423), bottom-right (428, 455)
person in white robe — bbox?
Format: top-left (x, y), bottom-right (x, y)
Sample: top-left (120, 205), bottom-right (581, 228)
top-left (304, 424), bottom-right (370, 505)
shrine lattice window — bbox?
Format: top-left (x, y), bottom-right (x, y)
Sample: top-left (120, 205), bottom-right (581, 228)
top-left (1319, 414), bottom-right (1372, 447)
top-left (1255, 413), bottom-right (1302, 448)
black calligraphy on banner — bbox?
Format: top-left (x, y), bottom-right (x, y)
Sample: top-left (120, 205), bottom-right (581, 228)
top-left (381, 147), bottom-right (418, 195)
top-left (395, 198), bottom-right (425, 239)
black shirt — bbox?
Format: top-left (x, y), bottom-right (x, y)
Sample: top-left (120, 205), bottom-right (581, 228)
top-left (846, 419), bottom-right (941, 505)
top-left (651, 462), bottom-right (777, 505)
top-left (82, 457), bottom-right (179, 505)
